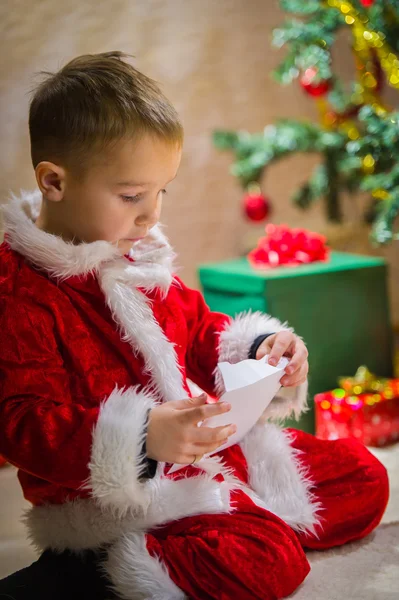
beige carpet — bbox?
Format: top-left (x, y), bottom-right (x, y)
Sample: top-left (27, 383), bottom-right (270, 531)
top-left (0, 445), bottom-right (398, 597)
top-left (289, 445), bottom-right (399, 599)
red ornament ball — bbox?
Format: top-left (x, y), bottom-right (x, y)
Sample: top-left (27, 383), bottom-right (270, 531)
top-left (300, 67), bottom-right (331, 97)
top-left (360, 0), bottom-right (374, 6)
top-left (243, 191), bottom-right (271, 222)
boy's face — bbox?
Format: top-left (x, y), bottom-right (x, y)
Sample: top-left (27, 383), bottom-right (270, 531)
top-left (38, 134), bottom-right (182, 255)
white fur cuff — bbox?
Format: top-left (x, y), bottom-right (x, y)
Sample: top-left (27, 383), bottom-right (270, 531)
top-left (217, 310), bottom-right (292, 365)
top-left (215, 311), bottom-right (309, 421)
top-left (214, 310), bottom-right (292, 396)
top-left (81, 386), bottom-right (159, 516)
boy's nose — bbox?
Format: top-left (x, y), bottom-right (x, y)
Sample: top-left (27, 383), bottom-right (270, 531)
top-left (135, 212), bottom-right (159, 228)
top-left (135, 193), bottom-right (162, 228)
top-left (136, 207), bottom-right (161, 228)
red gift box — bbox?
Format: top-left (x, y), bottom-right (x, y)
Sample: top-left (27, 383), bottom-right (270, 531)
top-left (315, 366), bottom-right (399, 447)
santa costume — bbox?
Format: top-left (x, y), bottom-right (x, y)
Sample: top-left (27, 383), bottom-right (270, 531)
top-left (0, 190), bottom-right (389, 600)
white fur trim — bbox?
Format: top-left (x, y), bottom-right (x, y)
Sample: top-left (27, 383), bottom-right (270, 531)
top-left (240, 422), bottom-right (324, 536)
top-left (80, 386), bottom-right (158, 516)
top-left (104, 532), bottom-right (186, 600)
top-left (215, 311), bottom-right (309, 421)
top-left (99, 262), bottom-right (187, 403)
top-left (1, 189), bottom-right (175, 282)
top-left (214, 310), bottom-right (291, 396)
top-left (2, 190), bottom-right (120, 279)
top-left (23, 475), bottom-right (234, 552)
top-left (22, 499), bottom-right (128, 554)
top-left (143, 472), bottom-right (235, 525)
top-left (217, 310), bottom-right (292, 366)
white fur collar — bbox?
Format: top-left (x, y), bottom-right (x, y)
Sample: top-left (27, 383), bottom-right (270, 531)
top-left (2, 189), bottom-right (176, 287)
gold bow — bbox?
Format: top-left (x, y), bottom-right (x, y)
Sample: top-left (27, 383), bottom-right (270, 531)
top-left (338, 365), bottom-right (388, 395)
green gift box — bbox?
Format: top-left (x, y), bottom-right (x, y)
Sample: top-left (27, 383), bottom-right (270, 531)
top-left (198, 251), bottom-right (394, 434)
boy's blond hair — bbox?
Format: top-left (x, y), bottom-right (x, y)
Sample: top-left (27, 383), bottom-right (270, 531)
top-left (29, 51), bottom-right (184, 174)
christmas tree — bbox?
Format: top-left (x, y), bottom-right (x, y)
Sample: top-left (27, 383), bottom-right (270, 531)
top-left (213, 0), bottom-right (399, 244)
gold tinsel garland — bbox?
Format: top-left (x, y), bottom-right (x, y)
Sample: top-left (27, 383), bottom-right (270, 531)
top-left (327, 0), bottom-right (399, 92)
top-left (319, 1), bottom-right (399, 203)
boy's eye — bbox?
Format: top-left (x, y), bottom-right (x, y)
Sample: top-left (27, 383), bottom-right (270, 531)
top-left (121, 194), bottom-right (141, 203)
top-left (120, 190), bottom-right (167, 203)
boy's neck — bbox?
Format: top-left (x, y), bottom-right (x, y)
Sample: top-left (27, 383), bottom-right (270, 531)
top-left (35, 199), bottom-right (77, 244)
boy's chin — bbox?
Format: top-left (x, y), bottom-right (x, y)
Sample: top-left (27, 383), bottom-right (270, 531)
top-left (116, 239), bottom-right (135, 255)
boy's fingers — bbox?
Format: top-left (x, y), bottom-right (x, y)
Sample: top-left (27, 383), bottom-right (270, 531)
top-left (286, 344), bottom-right (308, 374)
top-left (281, 362), bottom-right (308, 387)
top-left (268, 332), bottom-right (293, 366)
top-left (173, 393), bottom-right (207, 410)
top-left (185, 438), bottom-right (229, 459)
top-left (193, 423), bottom-right (237, 444)
top-left (193, 439), bottom-right (229, 456)
top-left (256, 343), bottom-right (269, 360)
top-left (183, 401), bottom-right (231, 424)
top-left (257, 333), bottom-right (276, 355)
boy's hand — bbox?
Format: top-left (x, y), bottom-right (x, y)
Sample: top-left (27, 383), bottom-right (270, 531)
top-left (146, 394), bottom-right (237, 464)
top-left (256, 332), bottom-right (308, 387)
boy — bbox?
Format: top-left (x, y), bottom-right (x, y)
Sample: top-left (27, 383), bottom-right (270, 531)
top-left (0, 52), bottom-right (389, 600)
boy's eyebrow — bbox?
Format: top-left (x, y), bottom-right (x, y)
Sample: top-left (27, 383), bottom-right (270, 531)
top-left (116, 181), bottom-right (149, 187)
top-left (116, 175), bottom-right (177, 187)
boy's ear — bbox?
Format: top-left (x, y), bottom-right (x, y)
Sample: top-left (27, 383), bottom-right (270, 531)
top-left (35, 161), bottom-right (66, 202)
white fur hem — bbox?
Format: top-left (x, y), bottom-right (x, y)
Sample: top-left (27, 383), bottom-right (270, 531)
top-left (104, 532), bottom-right (186, 600)
top-left (240, 422), bottom-right (324, 536)
top-left (23, 475), bottom-right (234, 553)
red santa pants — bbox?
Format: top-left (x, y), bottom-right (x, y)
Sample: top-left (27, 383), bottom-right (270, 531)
top-left (145, 430), bottom-right (389, 600)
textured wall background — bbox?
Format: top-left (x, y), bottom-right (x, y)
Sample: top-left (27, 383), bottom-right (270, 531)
top-left (0, 0), bottom-right (398, 324)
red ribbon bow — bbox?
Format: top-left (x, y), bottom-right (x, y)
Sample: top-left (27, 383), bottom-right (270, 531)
top-left (248, 224), bottom-right (330, 269)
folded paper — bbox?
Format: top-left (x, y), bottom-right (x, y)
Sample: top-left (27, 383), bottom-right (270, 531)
top-left (168, 355), bottom-right (289, 474)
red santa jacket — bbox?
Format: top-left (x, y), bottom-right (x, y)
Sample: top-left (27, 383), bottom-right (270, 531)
top-left (0, 190), bottom-right (316, 556)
